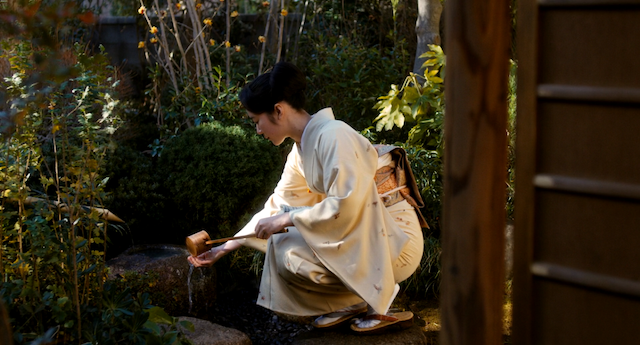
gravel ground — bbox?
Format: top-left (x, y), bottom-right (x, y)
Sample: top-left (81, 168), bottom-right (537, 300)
top-left (203, 284), bottom-right (315, 345)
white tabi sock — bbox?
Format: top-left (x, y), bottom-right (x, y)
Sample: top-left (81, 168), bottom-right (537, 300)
top-left (354, 283), bottom-right (400, 329)
top-left (314, 301), bottom-right (367, 326)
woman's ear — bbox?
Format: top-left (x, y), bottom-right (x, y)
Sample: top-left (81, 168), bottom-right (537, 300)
top-left (273, 102), bottom-right (284, 120)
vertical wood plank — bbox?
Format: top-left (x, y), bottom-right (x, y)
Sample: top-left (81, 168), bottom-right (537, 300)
top-left (440, 0), bottom-right (511, 344)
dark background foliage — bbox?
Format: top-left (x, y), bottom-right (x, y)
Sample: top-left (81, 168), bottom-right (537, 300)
top-left (104, 122), bottom-right (282, 256)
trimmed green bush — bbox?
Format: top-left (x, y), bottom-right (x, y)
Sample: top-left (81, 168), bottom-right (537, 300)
top-left (103, 145), bottom-right (169, 253)
top-left (158, 121), bottom-right (282, 241)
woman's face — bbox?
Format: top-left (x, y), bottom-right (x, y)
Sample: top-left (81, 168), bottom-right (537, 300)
top-left (247, 110), bottom-right (286, 146)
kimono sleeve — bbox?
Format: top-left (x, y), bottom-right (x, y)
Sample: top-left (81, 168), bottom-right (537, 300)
top-left (233, 145), bottom-right (323, 251)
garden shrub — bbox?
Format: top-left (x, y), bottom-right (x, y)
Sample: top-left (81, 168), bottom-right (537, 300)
top-left (102, 145), bottom-right (169, 254)
top-left (157, 121), bottom-right (282, 242)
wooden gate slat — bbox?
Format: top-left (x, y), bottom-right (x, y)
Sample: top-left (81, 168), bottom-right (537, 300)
top-left (539, 0), bottom-right (640, 6)
top-left (531, 262), bottom-right (640, 297)
top-left (534, 174), bottom-right (640, 199)
top-left (538, 84), bottom-right (640, 103)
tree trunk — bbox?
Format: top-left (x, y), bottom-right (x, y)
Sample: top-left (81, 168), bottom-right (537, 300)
top-left (413, 0), bottom-right (443, 74)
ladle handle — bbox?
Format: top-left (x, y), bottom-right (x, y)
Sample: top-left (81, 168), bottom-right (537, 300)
top-left (205, 233), bottom-right (256, 244)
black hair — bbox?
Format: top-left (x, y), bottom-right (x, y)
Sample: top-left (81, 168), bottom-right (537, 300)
top-left (240, 62), bottom-right (307, 114)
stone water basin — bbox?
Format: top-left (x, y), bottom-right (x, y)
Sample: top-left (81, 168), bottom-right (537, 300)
top-left (107, 244), bottom-right (217, 318)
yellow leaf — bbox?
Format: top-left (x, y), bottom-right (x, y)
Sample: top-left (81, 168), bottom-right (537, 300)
top-left (402, 87), bottom-right (420, 103)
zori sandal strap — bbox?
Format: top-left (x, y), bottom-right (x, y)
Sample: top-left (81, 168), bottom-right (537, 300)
top-left (361, 314), bottom-right (399, 322)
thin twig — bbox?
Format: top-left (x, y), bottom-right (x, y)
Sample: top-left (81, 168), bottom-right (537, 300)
top-left (225, 0), bottom-right (231, 87)
top-left (275, 0), bottom-right (285, 63)
top-left (152, 0), bottom-right (180, 92)
top-left (292, 0), bottom-right (309, 63)
top-left (167, 0), bottom-right (188, 74)
top-left (258, 8), bottom-right (272, 75)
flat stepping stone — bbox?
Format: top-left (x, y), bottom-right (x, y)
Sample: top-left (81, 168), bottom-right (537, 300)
top-left (292, 323), bottom-right (427, 345)
top-left (177, 317), bottom-right (251, 345)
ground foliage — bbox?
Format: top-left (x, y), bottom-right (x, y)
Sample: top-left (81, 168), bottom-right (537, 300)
top-left (0, 3), bottom-right (194, 343)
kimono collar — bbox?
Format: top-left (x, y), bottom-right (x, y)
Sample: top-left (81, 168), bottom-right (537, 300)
top-left (298, 107), bottom-right (335, 153)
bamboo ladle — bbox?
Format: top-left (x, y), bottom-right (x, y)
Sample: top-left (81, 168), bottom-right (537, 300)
top-left (186, 230), bottom-right (256, 256)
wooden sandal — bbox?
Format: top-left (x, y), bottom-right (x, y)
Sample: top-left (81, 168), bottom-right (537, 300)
top-left (350, 311), bottom-right (414, 334)
top-left (312, 307), bottom-right (368, 329)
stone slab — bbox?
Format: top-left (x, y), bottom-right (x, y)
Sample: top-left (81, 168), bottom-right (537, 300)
top-left (177, 317), bottom-right (251, 345)
top-left (292, 323), bottom-right (427, 345)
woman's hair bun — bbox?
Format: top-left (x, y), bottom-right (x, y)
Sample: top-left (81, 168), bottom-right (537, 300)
top-left (240, 62), bottom-right (307, 114)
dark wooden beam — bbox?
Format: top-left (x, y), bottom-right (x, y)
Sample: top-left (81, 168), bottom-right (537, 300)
top-left (440, 0), bottom-right (511, 344)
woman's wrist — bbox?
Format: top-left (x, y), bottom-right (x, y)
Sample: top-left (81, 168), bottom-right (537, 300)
top-left (282, 212), bottom-right (294, 228)
top-left (211, 241), bottom-right (237, 256)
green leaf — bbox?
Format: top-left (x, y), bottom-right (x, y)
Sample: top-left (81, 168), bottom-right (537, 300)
top-left (57, 296), bottom-right (69, 306)
top-left (144, 320), bottom-right (162, 335)
top-left (75, 238), bottom-right (88, 249)
top-left (162, 331), bottom-right (178, 344)
top-left (147, 306), bottom-right (173, 325)
top-left (402, 86), bottom-right (420, 105)
top-left (179, 320), bottom-right (195, 332)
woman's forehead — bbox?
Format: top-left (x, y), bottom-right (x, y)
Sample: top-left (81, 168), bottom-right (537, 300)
top-left (246, 111), bottom-right (262, 119)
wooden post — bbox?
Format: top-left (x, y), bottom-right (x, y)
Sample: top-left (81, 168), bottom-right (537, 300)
top-left (440, 0), bottom-right (510, 344)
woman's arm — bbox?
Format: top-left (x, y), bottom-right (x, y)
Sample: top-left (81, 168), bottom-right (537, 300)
top-left (254, 212), bottom-right (294, 240)
top-left (187, 239), bottom-right (243, 267)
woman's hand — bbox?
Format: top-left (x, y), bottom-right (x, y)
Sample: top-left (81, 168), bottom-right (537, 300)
top-left (254, 212), bottom-right (293, 240)
top-left (188, 245), bottom-right (229, 267)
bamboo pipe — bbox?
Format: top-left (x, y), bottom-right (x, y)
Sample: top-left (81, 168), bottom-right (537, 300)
top-left (23, 197), bottom-right (124, 223)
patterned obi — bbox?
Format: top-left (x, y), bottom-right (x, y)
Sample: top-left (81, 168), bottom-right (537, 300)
top-left (374, 145), bottom-right (429, 229)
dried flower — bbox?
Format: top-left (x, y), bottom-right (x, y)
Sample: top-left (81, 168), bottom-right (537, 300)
top-left (138, 6), bottom-right (146, 15)
top-left (231, 10), bottom-right (238, 17)
top-left (280, 9), bottom-right (288, 16)
top-left (262, 1), bottom-right (269, 6)
top-left (138, 41), bottom-right (145, 49)
top-left (176, 2), bottom-right (182, 9)
top-left (209, 39), bottom-right (216, 46)
top-left (258, 35), bottom-right (266, 43)
top-left (195, 87), bottom-right (201, 94)
top-left (149, 26), bottom-right (158, 34)
top-left (234, 45), bottom-right (241, 52)
top-left (196, 3), bottom-right (202, 10)
top-left (203, 18), bottom-right (212, 26)
top-left (224, 41), bottom-right (231, 48)
top-left (150, 37), bottom-right (158, 44)
top-left (160, 10), bottom-right (167, 17)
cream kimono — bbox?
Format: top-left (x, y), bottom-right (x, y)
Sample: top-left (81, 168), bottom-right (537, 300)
top-left (233, 108), bottom-right (418, 316)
